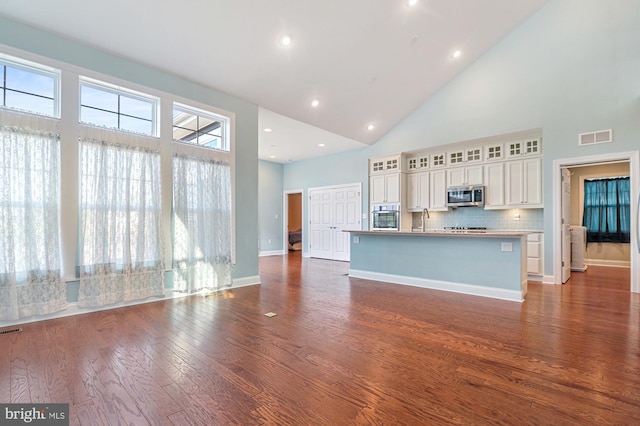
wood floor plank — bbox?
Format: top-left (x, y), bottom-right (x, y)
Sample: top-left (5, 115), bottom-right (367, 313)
top-left (2, 255), bottom-right (640, 424)
top-left (73, 400), bottom-right (105, 426)
top-left (9, 332), bottom-right (30, 403)
top-left (90, 350), bottom-right (150, 425)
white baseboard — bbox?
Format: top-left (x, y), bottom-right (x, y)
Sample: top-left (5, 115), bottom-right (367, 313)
top-left (349, 269), bottom-right (523, 302)
top-left (233, 275), bottom-right (261, 287)
top-left (585, 259), bottom-right (630, 268)
top-left (527, 274), bottom-right (543, 282)
top-left (542, 274), bottom-right (557, 284)
top-left (259, 250), bottom-right (285, 257)
top-left (0, 275), bottom-right (262, 328)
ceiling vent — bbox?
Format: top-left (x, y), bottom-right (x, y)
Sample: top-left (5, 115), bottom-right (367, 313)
top-left (578, 129), bottom-right (612, 146)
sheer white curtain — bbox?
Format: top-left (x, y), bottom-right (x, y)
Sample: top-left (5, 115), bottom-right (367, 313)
top-left (0, 124), bottom-right (66, 320)
top-left (78, 137), bottom-right (164, 307)
top-left (173, 154), bottom-right (233, 293)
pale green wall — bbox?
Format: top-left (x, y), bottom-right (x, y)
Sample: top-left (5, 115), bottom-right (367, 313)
top-left (282, 0), bottom-right (640, 275)
top-left (0, 15), bottom-right (259, 280)
top-left (258, 160), bottom-right (284, 253)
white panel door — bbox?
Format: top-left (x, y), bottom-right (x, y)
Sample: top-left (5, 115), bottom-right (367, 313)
top-left (309, 189), bottom-right (333, 259)
top-left (333, 186), bottom-right (361, 261)
top-left (309, 184), bottom-right (361, 261)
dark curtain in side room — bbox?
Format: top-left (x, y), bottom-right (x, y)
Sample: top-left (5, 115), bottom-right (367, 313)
top-left (582, 176), bottom-right (630, 243)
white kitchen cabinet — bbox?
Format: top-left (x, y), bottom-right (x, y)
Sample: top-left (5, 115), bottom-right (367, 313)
top-left (406, 172), bottom-right (430, 211)
top-left (465, 147), bottom-right (483, 163)
top-left (483, 162), bottom-right (505, 209)
top-left (429, 169), bottom-right (448, 211)
top-left (449, 147), bottom-right (482, 166)
top-left (527, 233), bottom-right (544, 278)
top-left (505, 157), bottom-right (542, 208)
top-left (507, 137), bottom-right (542, 158)
top-left (431, 152), bottom-right (446, 168)
top-left (485, 143), bottom-right (504, 161)
top-left (370, 172), bottom-right (402, 204)
top-left (406, 154), bottom-right (429, 172)
top-left (448, 150), bottom-right (465, 166)
top-left (370, 154), bottom-right (402, 175)
top-left (447, 165), bottom-right (483, 187)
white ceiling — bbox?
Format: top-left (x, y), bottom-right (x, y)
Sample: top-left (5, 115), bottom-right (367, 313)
top-left (0, 0), bottom-right (549, 164)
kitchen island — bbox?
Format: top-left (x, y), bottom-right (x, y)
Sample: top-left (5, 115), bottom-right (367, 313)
top-left (347, 230), bottom-right (531, 302)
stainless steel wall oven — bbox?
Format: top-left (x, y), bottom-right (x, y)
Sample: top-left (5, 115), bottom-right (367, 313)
top-left (371, 204), bottom-right (400, 231)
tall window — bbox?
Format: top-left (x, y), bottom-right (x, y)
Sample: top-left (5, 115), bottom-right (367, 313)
top-left (80, 78), bottom-right (158, 136)
top-left (583, 177), bottom-right (630, 243)
top-left (78, 137), bottom-right (164, 307)
top-left (0, 54), bottom-right (60, 117)
top-left (173, 155), bottom-right (233, 293)
top-left (0, 125), bottom-right (66, 320)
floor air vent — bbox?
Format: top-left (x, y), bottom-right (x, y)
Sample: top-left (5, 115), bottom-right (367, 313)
top-left (0, 327), bottom-right (23, 336)
top-left (579, 129), bottom-right (612, 146)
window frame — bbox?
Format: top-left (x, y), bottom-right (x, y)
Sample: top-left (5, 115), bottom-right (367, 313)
top-left (79, 76), bottom-right (160, 137)
top-left (0, 45), bottom-right (237, 284)
top-left (0, 52), bottom-right (61, 118)
top-left (172, 102), bottom-right (230, 152)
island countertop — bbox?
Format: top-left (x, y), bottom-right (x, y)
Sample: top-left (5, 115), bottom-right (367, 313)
top-left (344, 229), bottom-right (538, 238)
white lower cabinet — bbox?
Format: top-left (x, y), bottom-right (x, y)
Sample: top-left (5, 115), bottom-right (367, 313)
top-left (527, 233), bottom-right (544, 277)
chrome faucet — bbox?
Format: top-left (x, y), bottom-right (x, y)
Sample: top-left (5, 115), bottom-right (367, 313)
top-left (422, 207), bottom-right (430, 231)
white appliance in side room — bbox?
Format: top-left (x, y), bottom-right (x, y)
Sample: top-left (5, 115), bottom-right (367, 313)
top-left (570, 225), bottom-right (588, 272)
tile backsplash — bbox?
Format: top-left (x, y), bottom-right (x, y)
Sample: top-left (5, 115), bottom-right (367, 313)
top-left (411, 208), bottom-right (543, 230)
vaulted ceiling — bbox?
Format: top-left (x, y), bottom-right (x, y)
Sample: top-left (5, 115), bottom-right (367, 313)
top-left (0, 0), bottom-right (549, 163)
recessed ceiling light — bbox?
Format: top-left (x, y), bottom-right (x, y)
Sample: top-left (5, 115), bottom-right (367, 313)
top-left (279, 35), bottom-right (292, 47)
top-left (311, 99), bottom-right (320, 108)
top-left (318, 143), bottom-right (326, 147)
top-left (269, 155), bottom-right (276, 159)
top-left (367, 124), bottom-right (375, 131)
top-left (407, 0), bottom-right (418, 6)
top-left (452, 50), bottom-right (462, 59)
top-left (264, 128), bottom-right (272, 132)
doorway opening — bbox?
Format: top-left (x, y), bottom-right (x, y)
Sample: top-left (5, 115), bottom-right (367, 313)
top-left (284, 190), bottom-right (303, 255)
top-left (553, 151), bottom-right (639, 292)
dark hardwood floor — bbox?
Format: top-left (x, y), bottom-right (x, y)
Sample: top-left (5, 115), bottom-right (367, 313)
top-left (2, 253), bottom-right (639, 425)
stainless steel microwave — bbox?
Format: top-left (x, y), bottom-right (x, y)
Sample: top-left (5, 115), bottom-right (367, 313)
top-left (371, 204), bottom-right (400, 230)
top-left (446, 185), bottom-right (485, 207)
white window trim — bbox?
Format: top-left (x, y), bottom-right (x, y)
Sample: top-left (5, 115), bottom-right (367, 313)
top-left (173, 101), bottom-right (230, 152)
top-left (0, 43), bottom-right (237, 280)
top-left (79, 76), bottom-right (160, 137)
top-left (0, 50), bottom-right (61, 118)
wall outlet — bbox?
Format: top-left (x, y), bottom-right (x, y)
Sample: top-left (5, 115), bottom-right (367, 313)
top-left (501, 242), bottom-right (512, 252)
top-left (514, 213), bottom-right (520, 221)
top-left (353, 236), bottom-right (360, 244)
